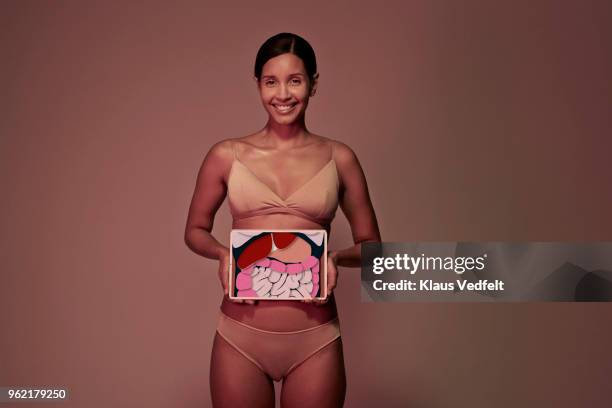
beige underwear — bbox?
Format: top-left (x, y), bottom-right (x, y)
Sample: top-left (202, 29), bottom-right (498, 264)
top-left (216, 312), bottom-right (341, 382)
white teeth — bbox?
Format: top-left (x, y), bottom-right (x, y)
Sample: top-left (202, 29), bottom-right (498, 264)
top-left (274, 104), bottom-right (295, 112)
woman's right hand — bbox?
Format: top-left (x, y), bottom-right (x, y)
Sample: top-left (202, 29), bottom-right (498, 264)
top-left (218, 250), bottom-right (256, 305)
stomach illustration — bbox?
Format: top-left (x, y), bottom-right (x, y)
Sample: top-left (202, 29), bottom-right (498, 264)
top-left (230, 230), bottom-right (326, 299)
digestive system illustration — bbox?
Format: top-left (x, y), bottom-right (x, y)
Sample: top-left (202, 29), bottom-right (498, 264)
top-left (231, 231), bottom-right (325, 299)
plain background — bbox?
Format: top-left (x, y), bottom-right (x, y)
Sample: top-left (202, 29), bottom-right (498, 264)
top-left (2, 1), bottom-right (611, 407)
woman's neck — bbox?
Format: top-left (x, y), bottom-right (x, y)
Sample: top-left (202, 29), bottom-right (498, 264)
top-left (262, 117), bottom-right (310, 149)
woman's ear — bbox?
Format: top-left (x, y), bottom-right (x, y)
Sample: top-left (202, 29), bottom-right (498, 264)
top-left (310, 73), bottom-right (319, 96)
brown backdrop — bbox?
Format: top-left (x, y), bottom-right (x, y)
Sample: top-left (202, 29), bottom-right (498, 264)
top-left (2, 1), bottom-right (611, 407)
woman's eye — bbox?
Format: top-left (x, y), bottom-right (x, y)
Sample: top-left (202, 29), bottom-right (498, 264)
top-left (264, 80), bottom-right (276, 87)
top-left (290, 78), bottom-right (302, 85)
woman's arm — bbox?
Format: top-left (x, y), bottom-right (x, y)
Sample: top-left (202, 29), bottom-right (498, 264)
top-left (331, 141), bottom-right (382, 268)
top-left (184, 140), bottom-right (233, 261)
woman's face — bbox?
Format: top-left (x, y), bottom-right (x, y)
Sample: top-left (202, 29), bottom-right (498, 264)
top-left (257, 53), bottom-right (316, 126)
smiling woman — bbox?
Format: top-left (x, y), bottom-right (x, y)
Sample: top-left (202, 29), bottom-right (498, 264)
top-left (184, 32), bottom-right (381, 407)
top-left (255, 35), bottom-right (319, 127)
top-left (257, 58), bottom-right (317, 124)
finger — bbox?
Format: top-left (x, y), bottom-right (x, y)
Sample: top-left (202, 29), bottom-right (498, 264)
top-left (327, 271), bottom-right (338, 293)
top-left (225, 293), bottom-right (242, 303)
top-left (224, 293), bottom-right (241, 303)
top-left (313, 294), bottom-right (330, 306)
top-left (219, 270), bottom-right (228, 292)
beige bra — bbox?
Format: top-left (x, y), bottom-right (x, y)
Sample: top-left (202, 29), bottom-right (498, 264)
top-left (227, 142), bottom-right (339, 225)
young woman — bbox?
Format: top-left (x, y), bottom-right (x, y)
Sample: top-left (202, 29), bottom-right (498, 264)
top-left (185, 32), bottom-right (381, 407)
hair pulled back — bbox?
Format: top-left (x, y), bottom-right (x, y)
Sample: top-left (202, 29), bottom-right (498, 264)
top-left (254, 33), bottom-right (317, 83)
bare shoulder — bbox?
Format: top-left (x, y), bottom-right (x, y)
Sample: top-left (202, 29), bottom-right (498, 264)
top-left (207, 139), bottom-right (232, 157)
top-left (199, 138), bottom-right (241, 181)
top-left (228, 132), bottom-right (265, 158)
top-left (328, 139), bottom-right (359, 167)
top-left (209, 132), bottom-right (263, 157)
top-left (306, 134), bottom-right (353, 160)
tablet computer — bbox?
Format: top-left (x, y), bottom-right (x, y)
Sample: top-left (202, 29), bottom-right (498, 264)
top-left (229, 229), bottom-right (328, 300)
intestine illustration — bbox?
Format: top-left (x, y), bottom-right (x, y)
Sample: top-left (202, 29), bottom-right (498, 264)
top-left (230, 231), bottom-right (326, 299)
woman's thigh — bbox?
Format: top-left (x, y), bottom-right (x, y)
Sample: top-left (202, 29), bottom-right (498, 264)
top-left (280, 337), bottom-right (346, 408)
top-left (210, 332), bottom-right (275, 408)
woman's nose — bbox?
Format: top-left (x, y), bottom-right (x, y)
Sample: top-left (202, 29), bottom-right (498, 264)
top-left (277, 83), bottom-right (290, 99)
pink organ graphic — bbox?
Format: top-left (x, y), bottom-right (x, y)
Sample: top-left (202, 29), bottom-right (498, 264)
top-left (229, 230), bottom-right (327, 300)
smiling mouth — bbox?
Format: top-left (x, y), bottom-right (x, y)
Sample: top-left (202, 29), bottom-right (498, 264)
top-left (272, 103), bottom-right (297, 114)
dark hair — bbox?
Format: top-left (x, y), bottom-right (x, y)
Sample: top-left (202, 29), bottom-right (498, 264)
top-left (254, 33), bottom-right (317, 83)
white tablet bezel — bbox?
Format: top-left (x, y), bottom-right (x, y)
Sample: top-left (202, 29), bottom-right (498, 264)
top-left (228, 229), bottom-right (328, 300)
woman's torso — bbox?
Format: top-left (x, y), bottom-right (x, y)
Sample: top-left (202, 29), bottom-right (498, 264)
top-left (221, 135), bottom-right (340, 331)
